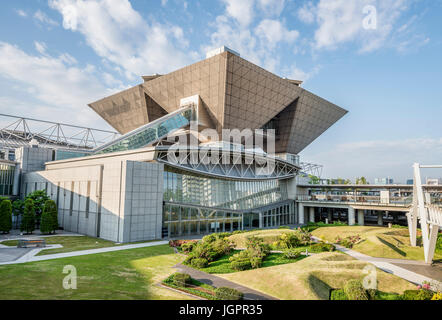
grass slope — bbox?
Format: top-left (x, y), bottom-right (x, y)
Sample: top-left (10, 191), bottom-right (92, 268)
top-left (312, 226), bottom-right (442, 261)
top-left (0, 244), bottom-right (193, 300)
top-left (220, 252), bottom-right (415, 300)
top-left (227, 229), bottom-right (297, 248)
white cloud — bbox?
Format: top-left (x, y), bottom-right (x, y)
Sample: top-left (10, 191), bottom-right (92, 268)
top-left (286, 64), bottom-right (321, 82)
top-left (161, 0), bottom-right (167, 7)
top-left (49, 0), bottom-right (195, 80)
top-left (34, 9), bottom-right (59, 27)
top-left (16, 9), bottom-right (27, 17)
top-left (34, 41), bottom-right (47, 55)
top-left (206, 1), bottom-right (300, 74)
top-left (255, 19), bottom-right (299, 50)
top-left (0, 42), bottom-right (117, 128)
top-left (222, 0), bottom-right (255, 27)
top-left (297, 1), bottom-right (315, 24)
top-left (257, 0), bottom-right (285, 17)
top-left (301, 0), bottom-right (412, 53)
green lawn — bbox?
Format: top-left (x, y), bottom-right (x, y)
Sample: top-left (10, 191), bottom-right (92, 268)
top-left (1, 236), bottom-right (158, 256)
top-left (191, 250), bottom-right (306, 274)
top-left (0, 244), bottom-right (193, 300)
top-left (220, 252), bottom-right (416, 300)
top-left (312, 226), bottom-right (442, 261)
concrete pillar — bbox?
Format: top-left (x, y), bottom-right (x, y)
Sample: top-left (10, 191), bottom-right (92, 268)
top-left (309, 207), bottom-right (315, 223)
top-left (327, 208), bottom-right (332, 223)
top-left (357, 210), bottom-right (364, 226)
top-left (348, 207), bottom-right (355, 226)
top-left (298, 203), bottom-right (305, 224)
top-left (377, 212), bottom-right (383, 226)
top-left (259, 213), bottom-right (263, 229)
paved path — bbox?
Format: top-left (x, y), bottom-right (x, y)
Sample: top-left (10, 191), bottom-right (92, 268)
top-left (0, 241), bottom-right (169, 265)
top-left (311, 236), bottom-right (442, 290)
top-left (174, 263), bottom-right (278, 300)
top-left (0, 230), bottom-right (83, 241)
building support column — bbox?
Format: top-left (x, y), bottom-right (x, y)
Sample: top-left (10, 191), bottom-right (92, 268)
top-left (309, 207), bottom-right (315, 223)
top-left (357, 210), bottom-right (364, 226)
top-left (327, 208), bottom-right (332, 224)
top-left (377, 212), bottom-right (383, 226)
top-left (348, 207), bottom-right (356, 226)
top-left (298, 203), bottom-right (305, 225)
top-left (259, 213), bottom-right (263, 229)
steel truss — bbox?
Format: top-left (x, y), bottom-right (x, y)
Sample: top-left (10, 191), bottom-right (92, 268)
top-left (156, 147), bottom-right (299, 180)
top-left (0, 113), bottom-right (119, 150)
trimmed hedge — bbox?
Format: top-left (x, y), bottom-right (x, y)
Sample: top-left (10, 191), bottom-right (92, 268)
top-left (215, 287), bottom-right (243, 300)
top-left (308, 242), bottom-right (335, 253)
top-left (344, 280), bottom-right (369, 300)
top-left (330, 289), bottom-right (348, 300)
top-left (0, 199), bottom-right (12, 234)
top-left (172, 273), bottom-right (191, 287)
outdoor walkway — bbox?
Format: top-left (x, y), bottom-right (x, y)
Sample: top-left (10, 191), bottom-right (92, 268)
top-left (0, 240), bottom-right (168, 265)
top-left (173, 263), bottom-right (278, 300)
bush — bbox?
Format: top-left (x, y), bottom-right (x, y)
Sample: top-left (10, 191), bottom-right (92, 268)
top-left (274, 232), bottom-right (301, 249)
top-left (24, 190), bottom-right (50, 223)
top-left (20, 199), bottom-right (36, 234)
top-left (245, 236), bottom-right (270, 258)
top-left (230, 259), bottom-right (252, 271)
top-left (181, 242), bottom-right (195, 253)
top-left (39, 210), bottom-right (52, 234)
top-left (191, 258), bottom-right (209, 269)
top-left (293, 228), bottom-right (312, 245)
top-left (43, 200), bottom-right (58, 233)
top-left (0, 200), bottom-right (12, 234)
top-left (308, 242), bottom-right (335, 253)
top-left (172, 273), bottom-right (191, 287)
top-left (344, 280), bottom-right (369, 300)
top-left (402, 289), bottom-right (433, 300)
top-left (330, 289), bottom-right (348, 300)
top-left (215, 287), bottom-right (243, 300)
top-left (250, 257), bottom-right (263, 269)
top-left (202, 234), bottom-right (217, 243)
top-left (283, 248), bottom-right (301, 259)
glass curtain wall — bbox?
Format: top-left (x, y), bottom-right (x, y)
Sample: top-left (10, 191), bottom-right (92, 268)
top-left (163, 167), bottom-right (288, 211)
top-left (0, 163), bottom-right (15, 196)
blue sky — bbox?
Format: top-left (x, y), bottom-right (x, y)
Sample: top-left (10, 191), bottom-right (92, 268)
top-left (0, 0), bottom-right (441, 182)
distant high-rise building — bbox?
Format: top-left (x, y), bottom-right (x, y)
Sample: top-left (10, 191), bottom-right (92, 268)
top-left (374, 177), bottom-right (394, 185)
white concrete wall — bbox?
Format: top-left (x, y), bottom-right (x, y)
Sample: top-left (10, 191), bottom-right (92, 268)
top-left (21, 158), bottom-right (164, 243)
top-left (16, 147), bottom-right (53, 173)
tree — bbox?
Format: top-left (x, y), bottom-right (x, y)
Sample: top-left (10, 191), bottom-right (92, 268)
top-left (25, 190), bottom-right (50, 222)
top-left (20, 199), bottom-right (36, 234)
top-left (0, 200), bottom-right (12, 234)
top-left (356, 177), bottom-right (369, 185)
top-left (43, 200), bottom-right (58, 234)
top-left (12, 199), bottom-right (24, 229)
top-left (40, 210), bottom-right (52, 234)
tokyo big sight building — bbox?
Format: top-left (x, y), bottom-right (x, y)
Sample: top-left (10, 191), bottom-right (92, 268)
top-left (19, 47), bottom-right (347, 242)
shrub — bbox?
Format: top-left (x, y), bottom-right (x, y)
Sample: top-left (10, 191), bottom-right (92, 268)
top-left (181, 242), bottom-right (195, 253)
top-left (43, 200), bottom-right (58, 233)
top-left (191, 258), bottom-right (209, 269)
top-left (202, 234), bottom-right (217, 243)
top-left (169, 239), bottom-right (197, 248)
top-left (39, 210), bottom-right (52, 234)
top-left (250, 257), bottom-right (263, 269)
top-left (245, 236), bottom-right (270, 258)
top-left (274, 232), bottom-right (301, 249)
top-left (0, 200), bottom-right (12, 234)
top-left (402, 289), bottom-right (433, 300)
top-left (20, 199), bottom-right (36, 234)
top-left (343, 280), bottom-right (369, 300)
top-left (283, 248), bottom-right (301, 259)
top-left (335, 235), bottom-right (361, 248)
top-left (172, 273), bottom-right (191, 287)
top-left (24, 190), bottom-right (49, 221)
top-left (230, 259), bottom-right (252, 271)
top-left (278, 226), bottom-right (290, 229)
top-left (215, 287), bottom-right (243, 300)
top-left (367, 289), bottom-right (377, 300)
top-left (308, 242), bottom-right (335, 253)
top-left (330, 289), bottom-right (348, 300)
top-left (293, 228), bottom-right (312, 245)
